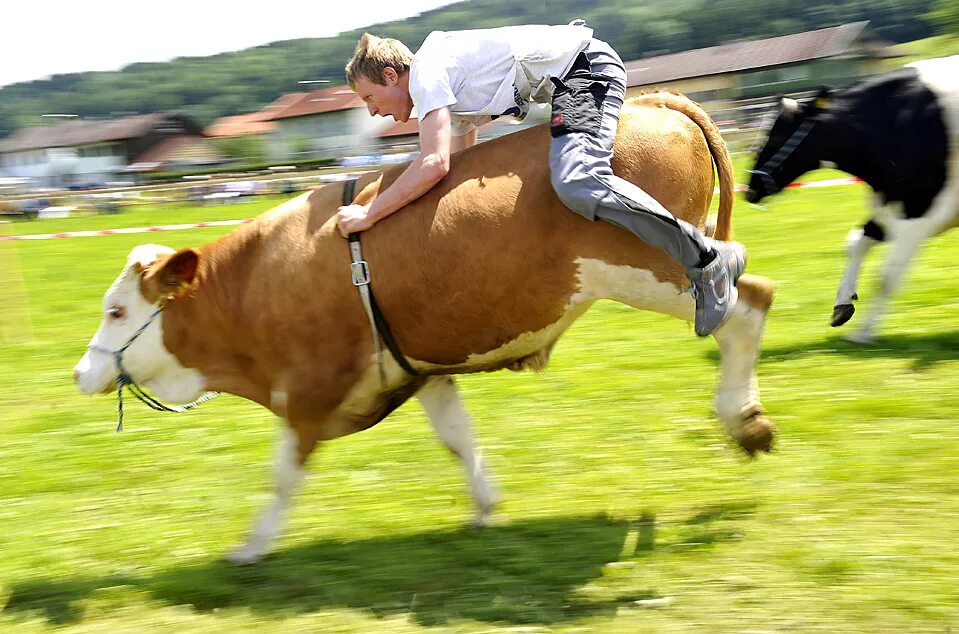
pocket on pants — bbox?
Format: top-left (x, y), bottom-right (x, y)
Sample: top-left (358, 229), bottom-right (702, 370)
top-left (549, 75), bottom-right (609, 138)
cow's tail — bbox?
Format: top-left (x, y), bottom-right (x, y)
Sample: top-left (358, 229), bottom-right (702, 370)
top-left (631, 92), bottom-right (736, 241)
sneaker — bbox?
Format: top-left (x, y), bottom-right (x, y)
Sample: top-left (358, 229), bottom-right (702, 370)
top-left (690, 241), bottom-right (747, 337)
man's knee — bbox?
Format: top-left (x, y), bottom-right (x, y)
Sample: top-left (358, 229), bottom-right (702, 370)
top-left (550, 173), bottom-right (595, 217)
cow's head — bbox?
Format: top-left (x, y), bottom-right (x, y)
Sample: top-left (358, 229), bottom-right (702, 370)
top-left (746, 89), bottom-right (832, 203)
top-left (73, 244), bottom-right (205, 402)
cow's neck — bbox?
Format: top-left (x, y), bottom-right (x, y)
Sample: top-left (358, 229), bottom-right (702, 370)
top-left (824, 102), bottom-right (900, 197)
top-left (162, 232), bottom-right (273, 408)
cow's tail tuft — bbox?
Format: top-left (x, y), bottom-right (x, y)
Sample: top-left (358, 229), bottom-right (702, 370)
top-left (631, 92), bottom-right (735, 241)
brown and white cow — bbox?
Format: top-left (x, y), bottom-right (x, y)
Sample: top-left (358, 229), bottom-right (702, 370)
top-left (74, 93), bottom-right (775, 564)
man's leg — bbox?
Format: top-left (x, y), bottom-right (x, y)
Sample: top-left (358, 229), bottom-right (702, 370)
top-left (548, 40), bottom-right (745, 336)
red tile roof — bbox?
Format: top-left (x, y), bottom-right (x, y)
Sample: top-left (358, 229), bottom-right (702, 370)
top-left (204, 112), bottom-right (277, 137)
top-left (266, 85), bottom-right (363, 120)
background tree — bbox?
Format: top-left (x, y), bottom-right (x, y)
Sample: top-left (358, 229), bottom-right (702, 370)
top-left (0, 0), bottom-right (938, 139)
top-left (925, 0), bottom-right (959, 35)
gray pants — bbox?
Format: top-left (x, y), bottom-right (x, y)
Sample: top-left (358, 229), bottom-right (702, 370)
top-left (548, 39), bottom-right (712, 275)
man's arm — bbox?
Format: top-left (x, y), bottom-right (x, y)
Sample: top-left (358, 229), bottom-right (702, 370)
top-left (450, 128), bottom-right (477, 153)
top-left (336, 106), bottom-right (452, 236)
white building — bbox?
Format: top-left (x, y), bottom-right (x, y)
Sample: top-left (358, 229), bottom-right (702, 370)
top-left (0, 112), bottom-right (219, 188)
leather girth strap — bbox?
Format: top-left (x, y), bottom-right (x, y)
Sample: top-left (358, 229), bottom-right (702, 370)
top-left (343, 177), bottom-right (420, 379)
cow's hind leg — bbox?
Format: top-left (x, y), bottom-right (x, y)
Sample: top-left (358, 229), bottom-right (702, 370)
top-left (417, 376), bottom-right (498, 526)
top-left (574, 258), bottom-right (774, 454)
top-left (832, 222), bottom-right (881, 327)
top-left (714, 274), bottom-right (776, 455)
top-left (227, 425), bottom-right (316, 565)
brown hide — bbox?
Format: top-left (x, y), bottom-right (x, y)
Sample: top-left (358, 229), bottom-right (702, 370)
top-left (158, 95), bottom-right (724, 435)
top-left (351, 97), bottom-right (717, 365)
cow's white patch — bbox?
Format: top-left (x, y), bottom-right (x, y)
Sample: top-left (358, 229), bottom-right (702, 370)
top-left (74, 244), bottom-right (207, 402)
top-left (570, 257), bottom-right (692, 319)
top-left (912, 56), bottom-right (959, 151)
top-left (912, 56), bottom-right (959, 233)
top-left (228, 425), bottom-right (304, 564)
top-left (457, 258), bottom-right (690, 368)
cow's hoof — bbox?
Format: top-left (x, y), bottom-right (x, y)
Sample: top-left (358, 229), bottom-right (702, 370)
top-left (843, 331), bottom-right (875, 346)
top-left (472, 505), bottom-right (498, 528)
top-left (831, 303), bottom-right (856, 327)
top-left (736, 405), bottom-right (775, 457)
top-left (225, 545), bottom-right (265, 566)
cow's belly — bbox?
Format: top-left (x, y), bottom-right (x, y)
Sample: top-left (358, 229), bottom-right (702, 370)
top-left (330, 257), bottom-right (692, 434)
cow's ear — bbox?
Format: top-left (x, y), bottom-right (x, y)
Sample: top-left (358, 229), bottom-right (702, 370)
top-left (142, 248), bottom-right (199, 301)
top-left (780, 97), bottom-right (800, 119)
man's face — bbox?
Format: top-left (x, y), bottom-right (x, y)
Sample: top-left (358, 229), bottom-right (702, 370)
top-left (353, 68), bottom-right (413, 123)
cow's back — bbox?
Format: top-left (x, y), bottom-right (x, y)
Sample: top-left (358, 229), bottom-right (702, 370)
top-left (242, 98), bottom-right (719, 371)
top-left (359, 99), bottom-right (717, 365)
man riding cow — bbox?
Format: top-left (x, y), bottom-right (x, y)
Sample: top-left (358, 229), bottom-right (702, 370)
top-left (337, 22), bottom-right (748, 337)
top-left (74, 89), bottom-right (775, 563)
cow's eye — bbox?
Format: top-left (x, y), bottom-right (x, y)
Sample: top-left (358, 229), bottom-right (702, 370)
top-left (107, 306), bottom-right (126, 320)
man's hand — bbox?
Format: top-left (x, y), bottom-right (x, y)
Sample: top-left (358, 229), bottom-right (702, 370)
top-left (336, 204), bottom-right (375, 238)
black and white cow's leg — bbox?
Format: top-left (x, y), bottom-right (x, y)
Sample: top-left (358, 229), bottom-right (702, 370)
top-left (832, 221), bottom-right (882, 327)
top-left (417, 375), bottom-right (498, 526)
top-left (848, 218), bottom-right (935, 344)
top-left (848, 168), bottom-right (959, 343)
top-left (227, 424), bottom-right (315, 564)
top-left (713, 276), bottom-right (776, 455)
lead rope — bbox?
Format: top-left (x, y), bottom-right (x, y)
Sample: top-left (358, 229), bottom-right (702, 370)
top-left (90, 301), bottom-right (220, 432)
top-left (115, 378), bottom-right (222, 432)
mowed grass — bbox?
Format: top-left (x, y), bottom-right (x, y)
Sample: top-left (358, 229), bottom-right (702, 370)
top-left (887, 35), bottom-right (959, 69)
top-left (2, 166), bottom-right (959, 633)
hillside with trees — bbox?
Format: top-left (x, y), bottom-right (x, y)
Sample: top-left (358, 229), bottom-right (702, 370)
top-left (0, 0), bottom-right (945, 139)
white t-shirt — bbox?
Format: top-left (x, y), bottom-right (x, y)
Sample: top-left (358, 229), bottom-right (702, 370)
top-left (409, 24), bottom-right (593, 136)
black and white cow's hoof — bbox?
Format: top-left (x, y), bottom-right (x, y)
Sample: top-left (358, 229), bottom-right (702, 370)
top-left (225, 544), bottom-right (265, 566)
top-left (831, 301), bottom-right (857, 327)
top-left (843, 330), bottom-right (876, 346)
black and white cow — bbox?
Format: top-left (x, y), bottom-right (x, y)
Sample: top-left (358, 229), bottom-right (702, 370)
top-left (746, 55), bottom-right (959, 343)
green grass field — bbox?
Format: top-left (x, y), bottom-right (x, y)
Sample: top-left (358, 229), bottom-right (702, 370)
top-left (888, 34), bottom-right (959, 69)
top-left (2, 164), bottom-right (959, 633)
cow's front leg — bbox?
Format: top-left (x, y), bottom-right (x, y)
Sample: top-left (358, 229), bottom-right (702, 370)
top-left (832, 224), bottom-right (881, 327)
top-left (417, 376), bottom-right (498, 526)
top-left (227, 425), bottom-right (316, 565)
top-left (847, 218), bottom-right (931, 345)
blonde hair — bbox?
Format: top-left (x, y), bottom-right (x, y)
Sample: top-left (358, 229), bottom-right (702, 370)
top-left (345, 33), bottom-right (414, 88)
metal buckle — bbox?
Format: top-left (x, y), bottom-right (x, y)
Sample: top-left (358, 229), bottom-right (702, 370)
top-left (350, 260), bottom-right (370, 286)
